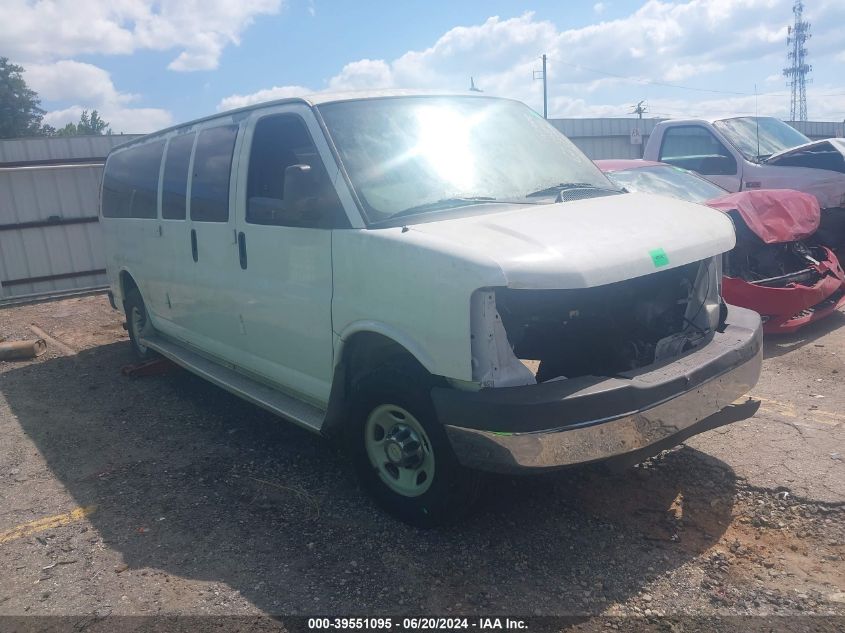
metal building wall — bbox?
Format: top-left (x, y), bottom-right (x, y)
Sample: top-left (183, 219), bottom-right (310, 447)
top-left (0, 135), bottom-right (141, 302)
top-left (788, 121), bottom-right (845, 140)
top-left (549, 118), bottom-right (664, 159)
top-left (0, 135), bottom-right (136, 166)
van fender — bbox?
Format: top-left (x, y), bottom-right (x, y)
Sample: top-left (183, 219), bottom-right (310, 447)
top-left (117, 267), bottom-right (163, 331)
top-left (322, 321), bottom-right (442, 439)
top-left (333, 320), bottom-right (437, 377)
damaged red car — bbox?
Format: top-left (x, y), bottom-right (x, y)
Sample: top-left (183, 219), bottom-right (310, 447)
top-left (596, 160), bottom-right (845, 334)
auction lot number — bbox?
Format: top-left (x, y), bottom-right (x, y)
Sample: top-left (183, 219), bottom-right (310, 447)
top-left (308, 618), bottom-right (527, 631)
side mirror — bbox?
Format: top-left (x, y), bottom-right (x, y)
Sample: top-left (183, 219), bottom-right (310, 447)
top-left (283, 164), bottom-right (316, 207)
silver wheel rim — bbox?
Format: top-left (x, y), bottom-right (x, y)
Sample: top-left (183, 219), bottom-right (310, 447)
top-left (364, 404), bottom-right (435, 497)
top-left (130, 305), bottom-right (149, 355)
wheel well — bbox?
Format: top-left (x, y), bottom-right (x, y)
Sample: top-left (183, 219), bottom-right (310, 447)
top-left (322, 332), bottom-right (430, 439)
top-left (119, 271), bottom-right (139, 309)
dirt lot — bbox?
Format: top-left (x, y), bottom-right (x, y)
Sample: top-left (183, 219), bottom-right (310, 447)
top-left (0, 294), bottom-right (843, 630)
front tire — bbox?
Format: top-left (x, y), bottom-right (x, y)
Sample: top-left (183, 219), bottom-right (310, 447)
top-left (124, 288), bottom-right (156, 361)
top-left (347, 362), bottom-right (481, 527)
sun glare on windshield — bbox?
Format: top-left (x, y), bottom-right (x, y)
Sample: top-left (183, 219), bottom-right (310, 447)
top-left (413, 105), bottom-right (480, 189)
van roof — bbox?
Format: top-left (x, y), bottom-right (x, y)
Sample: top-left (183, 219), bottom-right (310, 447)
top-left (110, 90), bottom-right (496, 152)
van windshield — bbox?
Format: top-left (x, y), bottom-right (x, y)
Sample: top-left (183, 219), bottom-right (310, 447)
top-left (317, 97), bottom-right (618, 225)
top-left (713, 117), bottom-right (811, 161)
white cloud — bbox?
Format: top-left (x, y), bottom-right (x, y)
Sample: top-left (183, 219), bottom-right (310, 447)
top-left (26, 61), bottom-right (132, 106)
top-left (42, 105), bottom-right (173, 134)
top-left (0, 0), bottom-right (282, 72)
top-left (594, 3), bottom-right (607, 15)
top-left (663, 62), bottom-right (723, 82)
top-left (221, 1), bottom-right (845, 120)
top-left (25, 60), bottom-right (172, 133)
top-left (328, 59), bottom-right (395, 91)
top-left (217, 85), bottom-right (313, 111)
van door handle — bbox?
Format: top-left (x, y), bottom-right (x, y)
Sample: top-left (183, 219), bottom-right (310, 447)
top-left (238, 231), bottom-right (248, 270)
top-left (190, 229), bottom-right (198, 262)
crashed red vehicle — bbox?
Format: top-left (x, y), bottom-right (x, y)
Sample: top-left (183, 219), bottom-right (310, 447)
top-left (597, 160), bottom-right (845, 334)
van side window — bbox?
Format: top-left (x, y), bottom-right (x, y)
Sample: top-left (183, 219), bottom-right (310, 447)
top-left (102, 141), bottom-right (165, 218)
top-left (162, 132), bottom-right (195, 220)
top-left (658, 126), bottom-right (737, 176)
top-left (246, 114), bottom-right (348, 228)
top-left (190, 125), bottom-right (238, 222)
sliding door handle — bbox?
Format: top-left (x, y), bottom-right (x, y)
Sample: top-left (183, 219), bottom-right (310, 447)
top-left (190, 229), bottom-right (198, 262)
top-left (237, 231), bottom-right (248, 270)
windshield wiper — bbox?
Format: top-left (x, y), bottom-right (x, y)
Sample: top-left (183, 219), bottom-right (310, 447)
top-left (386, 196), bottom-right (499, 221)
top-left (526, 182), bottom-right (620, 198)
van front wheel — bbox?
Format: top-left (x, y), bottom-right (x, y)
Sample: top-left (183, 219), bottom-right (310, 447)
top-left (347, 363), bottom-right (480, 527)
top-left (124, 288), bottom-right (156, 361)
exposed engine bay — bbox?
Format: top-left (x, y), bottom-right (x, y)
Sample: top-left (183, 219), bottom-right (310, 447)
top-left (489, 260), bottom-right (720, 382)
top-left (725, 210), bottom-right (830, 287)
top-left (726, 239), bottom-right (828, 287)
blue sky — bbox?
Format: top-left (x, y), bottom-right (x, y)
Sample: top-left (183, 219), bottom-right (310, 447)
top-left (3, 0), bottom-right (844, 133)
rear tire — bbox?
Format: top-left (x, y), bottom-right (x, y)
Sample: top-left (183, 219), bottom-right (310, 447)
top-left (124, 288), bottom-right (156, 361)
top-left (346, 361), bottom-right (481, 527)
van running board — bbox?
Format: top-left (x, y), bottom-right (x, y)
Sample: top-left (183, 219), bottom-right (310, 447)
top-left (139, 334), bottom-right (325, 433)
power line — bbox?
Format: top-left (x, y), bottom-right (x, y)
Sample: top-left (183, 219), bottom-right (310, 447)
top-left (545, 56), bottom-right (845, 99)
top-left (549, 58), bottom-right (753, 95)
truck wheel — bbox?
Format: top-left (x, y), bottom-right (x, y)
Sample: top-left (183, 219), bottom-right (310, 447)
top-left (124, 288), bottom-right (156, 361)
top-left (347, 363), bottom-right (481, 527)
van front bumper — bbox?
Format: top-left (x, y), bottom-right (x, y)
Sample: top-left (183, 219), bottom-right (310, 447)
top-left (432, 305), bottom-right (763, 473)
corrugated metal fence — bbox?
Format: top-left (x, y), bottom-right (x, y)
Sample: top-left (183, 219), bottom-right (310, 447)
top-left (0, 135), bottom-right (139, 303)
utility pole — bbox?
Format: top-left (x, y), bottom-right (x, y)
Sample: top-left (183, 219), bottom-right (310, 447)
top-left (783, 0), bottom-right (812, 121)
top-left (533, 54), bottom-right (548, 118)
top-left (542, 54), bottom-right (548, 119)
top-left (631, 100), bottom-right (647, 158)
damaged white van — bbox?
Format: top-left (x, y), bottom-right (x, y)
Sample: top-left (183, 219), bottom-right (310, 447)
top-left (101, 92), bottom-right (762, 526)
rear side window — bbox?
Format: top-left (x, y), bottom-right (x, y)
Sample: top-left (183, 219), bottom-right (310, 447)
top-left (162, 132), bottom-right (195, 220)
top-left (658, 126), bottom-right (737, 176)
top-left (190, 125), bottom-right (239, 222)
top-left (102, 141), bottom-right (165, 218)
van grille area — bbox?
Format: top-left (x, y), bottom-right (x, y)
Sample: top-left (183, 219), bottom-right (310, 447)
top-left (495, 261), bottom-right (706, 381)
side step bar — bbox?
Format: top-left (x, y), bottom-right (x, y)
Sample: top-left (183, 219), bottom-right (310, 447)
top-left (140, 334), bottom-right (325, 433)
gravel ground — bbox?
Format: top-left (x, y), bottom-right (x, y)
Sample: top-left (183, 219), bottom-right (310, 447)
top-left (0, 294), bottom-right (843, 631)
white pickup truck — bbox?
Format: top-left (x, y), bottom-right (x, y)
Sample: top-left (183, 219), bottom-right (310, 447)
top-left (643, 117), bottom-right (845, 247)
top-left (102, 92), bottom-right (763, 526)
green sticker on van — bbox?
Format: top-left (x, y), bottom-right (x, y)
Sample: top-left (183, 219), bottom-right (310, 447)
top-left (649, 248), bottom-right (669, 268)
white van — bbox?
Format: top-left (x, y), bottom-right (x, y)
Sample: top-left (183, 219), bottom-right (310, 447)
top-left (101, 92), bottom-right (762, 526)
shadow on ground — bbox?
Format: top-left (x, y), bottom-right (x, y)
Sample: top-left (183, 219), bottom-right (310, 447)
top-left (3, 342), bottom-right (739, 615)
top-left (762, 310), bottom-right (845, 359)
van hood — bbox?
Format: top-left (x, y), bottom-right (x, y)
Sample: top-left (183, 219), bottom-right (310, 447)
top-left (406, 192), bottom-right (735, 289)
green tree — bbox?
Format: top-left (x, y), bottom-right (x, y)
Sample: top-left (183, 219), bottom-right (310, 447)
top-left (55, 109), bottom-right (111, 136)
top-left (0, 57), bottom-right (46, 138)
